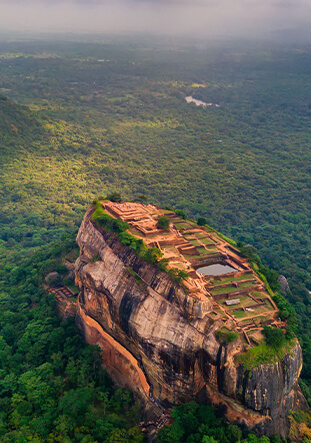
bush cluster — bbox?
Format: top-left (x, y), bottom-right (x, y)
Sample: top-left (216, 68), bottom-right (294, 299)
top-left (157, 215), bottom-right (170, 230)
top-left (216, 329), bottom-right (239, 343)
top-left (92, 204), bottom-right (129, 234)
top-left (157, 401), bottom-right (282, 443)
top-left (92, 202), bottom-right (190, 282)
top-left (92, 202), bottom-right (164, 266)
top-left (262, 326), bottom-right (286, 349)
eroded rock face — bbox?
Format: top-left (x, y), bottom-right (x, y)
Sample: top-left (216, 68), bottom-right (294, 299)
top-left (239, 342), bottom-right (306, 435)
top-left (74, 207), bottom-right (307, 437)
top-left (279, 275), bottom-right (290, 292)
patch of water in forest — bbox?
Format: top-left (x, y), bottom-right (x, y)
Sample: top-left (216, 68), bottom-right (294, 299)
top-left (185, 96), bottom-right (220, 108)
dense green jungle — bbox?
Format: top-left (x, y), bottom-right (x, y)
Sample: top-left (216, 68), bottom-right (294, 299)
top-left (1, 35), bottom-right (311, 441)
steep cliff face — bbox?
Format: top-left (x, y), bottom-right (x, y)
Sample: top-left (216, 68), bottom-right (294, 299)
top-left (75, 206), bottom-right (307, 437)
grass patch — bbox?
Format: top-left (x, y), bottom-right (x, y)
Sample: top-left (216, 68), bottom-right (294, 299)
top-left (197, 248), bottom-right (219, 256)
top-left (217, 232), bottom-right (237, 246)
top-left (236, 339), bottom-right (295, 370)
top-left (175, 222), bottom-right (191, 229)
top-left (128, 227), bottom-right (144, 238)
top-left (199, 237), bottom-right (215, 245)
top-left (216, 328), bottom-right (239, 343)
top-left (211, 281), bottom-right (256, 294)
top-left (239, 281), bottom-right (257, 289)
top-left (201, 225), bottom-right (216, 232)
top-left (212, 285), bottom-right (239, 295)
top-left (251, 305), bottom-right (274, 315)
top-left (188, 239), bottom-right (201, 247)
top-left (231, 309), bottom-right (247, 318)
top-left (62, 280), bottom-right (79, 294)
top-left (212, 274), bottom-right (253, 286)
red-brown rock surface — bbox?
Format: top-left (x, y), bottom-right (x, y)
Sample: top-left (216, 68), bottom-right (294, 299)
top-left (74, 206), bottom-right (307, 437)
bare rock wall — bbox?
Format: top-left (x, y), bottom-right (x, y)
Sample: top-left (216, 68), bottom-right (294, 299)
top-left (74, 207), bottom-right (307, 437)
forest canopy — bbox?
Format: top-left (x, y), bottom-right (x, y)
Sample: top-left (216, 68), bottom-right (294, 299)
top-left (1, 36), bottom-right (311, 440)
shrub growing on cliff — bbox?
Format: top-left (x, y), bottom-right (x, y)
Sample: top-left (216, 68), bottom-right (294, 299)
top-left (92, 204), bottom-right (114, 229)
top-left (237, 337), bottom-right (295, 371)
top-left (168, 267), bottom-right (189, 282)
top-left (197, 217), bottom-right (207, 226)
top-left (143, 246), bottom-right (163, 264)
top-left (262, 326), bottom-right (286, 349)
top-left (92, 203), bottom-right (165, 268)
top-left (216, 329), bottom-right (239, 343)
top-left (175, 209), bottom-right (187, 220)
top-left (157, 258), bottom-right (169, 272)
top-left (106, 191), bottom-right (122, 202)
top-left (119, 231), bottom-right (163, 266)
top-left (119, 231), bottom-right (144, 252)
top-left (112, 218), bottom-right (129, 234)
top-left (92, 204), bottom-right (129, 234)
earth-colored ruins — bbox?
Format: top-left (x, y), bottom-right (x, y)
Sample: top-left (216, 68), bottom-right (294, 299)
top-left (102, 200), bottom-right (283, 346)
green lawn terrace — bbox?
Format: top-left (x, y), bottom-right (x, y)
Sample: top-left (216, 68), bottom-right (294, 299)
top-left (205, 268), bottom-right (279, 341)
top-left (101, 201), bottom-right (283, 345)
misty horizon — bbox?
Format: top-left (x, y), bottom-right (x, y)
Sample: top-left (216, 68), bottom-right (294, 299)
top-left (0, 0), bottom-right (311, 41)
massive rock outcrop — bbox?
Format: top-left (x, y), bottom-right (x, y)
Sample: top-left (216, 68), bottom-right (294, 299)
top-left (75, 206), bottom-right (307, 437)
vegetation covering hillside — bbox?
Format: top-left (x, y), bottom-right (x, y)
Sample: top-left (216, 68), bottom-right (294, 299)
top-left (0, 199), bottom-right (294, 441)
top-left (0, 235), bottom-right (147, 442)
top-left (1, 36), bottom-right (311, 440)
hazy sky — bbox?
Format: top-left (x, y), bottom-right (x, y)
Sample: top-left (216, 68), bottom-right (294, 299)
top-left (0, 0), bottom-right (310, 38)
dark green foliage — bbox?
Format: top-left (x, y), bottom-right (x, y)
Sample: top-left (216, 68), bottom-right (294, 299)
top-left (1, 38), bottom-right (311, 437)
top-left (272, 293), bottom-right (297, 326)
top-left (92, 205), bottom-right (115, 230)
top-left (167, 268), bottom-right (189, 282)
top-left (92, 202), bottom-right (165, 267)
top-left (197, 217), bottom-right (207, 226)
top-left (157, 401), bottom-right (277, 443)
top-left (107, 192), bottom-right (122, 203)
top-left (216, 329), bottom-right (239, 343)
top-left (262, 326), bottom-right (286, 349)
top-left (157, 216), bottom-right (170, 230)
top-left (175, 210), bottom-right (187, 220)
top-left (0, 237), bottom-right (145, 442)
top-left (92, 204), bottom-right (129, 234)
top-left (136, 195), bottom-right (148, 204)
top-left (119, 231), bottom-right (144, 251)
top-left (238, 243), bottom-right (280, 292)
top-left (112, 218), bottom-right (130, 234)
top-left (143, 246), bottom-right (163, 264)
